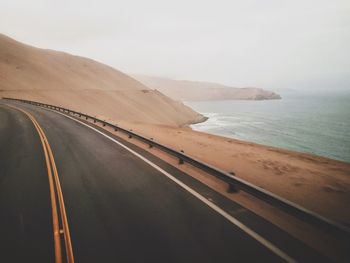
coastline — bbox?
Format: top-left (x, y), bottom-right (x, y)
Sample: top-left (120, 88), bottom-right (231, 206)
top-left (184, 115), bottom-right (209, 126)
top-left (190, 116), bottom-right (350, 164)
top-left (185, 94), bottom-right (350, 163)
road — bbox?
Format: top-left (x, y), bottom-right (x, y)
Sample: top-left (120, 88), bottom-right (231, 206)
top-left (0, 101), bottom-right (328, 262)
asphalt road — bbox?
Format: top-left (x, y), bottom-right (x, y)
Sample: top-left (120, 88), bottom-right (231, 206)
top-left (0, 102), bottom-right (329, 262)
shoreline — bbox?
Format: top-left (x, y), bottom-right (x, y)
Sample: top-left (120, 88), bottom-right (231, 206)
top-left (191, 122), bottom-right (350, 165)
top-left (186, 96), bottom-right (350, 164)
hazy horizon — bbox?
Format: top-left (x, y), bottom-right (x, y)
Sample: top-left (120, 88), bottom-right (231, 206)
top-left (1, 0), bottom-right (349, 91)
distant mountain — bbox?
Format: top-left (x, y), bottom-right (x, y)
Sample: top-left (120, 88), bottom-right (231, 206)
top-left (133, 75), bottom-right (281, 101)
top-left (0, 34), bottom-right (205, 126)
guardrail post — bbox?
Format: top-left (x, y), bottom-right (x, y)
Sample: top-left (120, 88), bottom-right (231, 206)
top-left (227, 172), bottom-right (239, 193)
top-left (178, 150), bottom-right (184, 164)
top-left (149, 138), bottom-right (154, 148)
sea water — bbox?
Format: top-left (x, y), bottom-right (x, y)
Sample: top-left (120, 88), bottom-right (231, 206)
top-left (186, 90), bottom-right (350, 163)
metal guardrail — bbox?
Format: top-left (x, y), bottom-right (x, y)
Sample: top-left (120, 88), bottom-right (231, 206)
top-left (3, 97), bottom-right (350, 240)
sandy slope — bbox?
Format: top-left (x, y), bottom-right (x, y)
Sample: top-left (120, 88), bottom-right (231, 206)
top-left (0, 34), bottom-right (204, 126)
top-left (133, 75), bottom-right (281, 101)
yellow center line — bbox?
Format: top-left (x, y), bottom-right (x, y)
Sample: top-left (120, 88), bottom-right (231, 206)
top-left (6, 104), bottom-right (74, 263)
top-left (29, 115), bottom-right (63, 263)
top-left (35, 120), bottom-right (75, 263)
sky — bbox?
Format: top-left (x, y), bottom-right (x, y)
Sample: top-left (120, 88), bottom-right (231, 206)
top-left (1, 0), bottom-right (349, 90)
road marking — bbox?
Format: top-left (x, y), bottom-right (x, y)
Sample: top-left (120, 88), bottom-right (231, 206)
top-left (5, 104), bottom-right (74, 263)
top-left (50, 108), bottom-right (297, 263)
top-left (35, 114), bottom-right (75, 263)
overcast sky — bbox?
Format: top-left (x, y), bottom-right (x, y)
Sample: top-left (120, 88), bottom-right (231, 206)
top-left (1, 0), bottom-right (349, 90)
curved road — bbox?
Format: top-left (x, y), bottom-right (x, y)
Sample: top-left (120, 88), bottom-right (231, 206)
top-left (0, 102), bottom-right (328, 262)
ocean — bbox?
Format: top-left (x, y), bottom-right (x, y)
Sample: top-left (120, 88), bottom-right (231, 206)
top-left (186, 90), bottom-right (350, 163)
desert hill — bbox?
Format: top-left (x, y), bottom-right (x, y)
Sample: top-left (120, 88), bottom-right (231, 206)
top-left (133, 75), bottom-right (281, 101)
top-left (0, 34), bottom-right (204, 126)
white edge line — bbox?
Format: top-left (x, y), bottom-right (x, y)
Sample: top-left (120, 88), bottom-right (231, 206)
top-left (46, 108), bottom-right (296, 263)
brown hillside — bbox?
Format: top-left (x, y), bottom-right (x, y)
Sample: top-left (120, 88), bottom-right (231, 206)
top-left (133, 75), bottom-right (281, 101)
top-left (0, 34), bottom-right (205, 126)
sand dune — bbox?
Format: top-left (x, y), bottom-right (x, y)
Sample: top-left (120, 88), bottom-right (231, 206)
top-left (133, 75), bottom-right (281, 101)
top-left (0, 34), bottom-right (205, 126)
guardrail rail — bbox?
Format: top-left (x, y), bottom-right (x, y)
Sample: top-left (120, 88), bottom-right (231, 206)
top-left (3, 97), bottom-right (350, 241)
